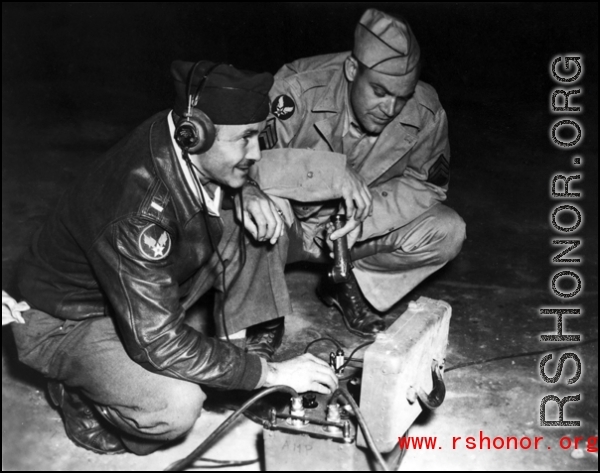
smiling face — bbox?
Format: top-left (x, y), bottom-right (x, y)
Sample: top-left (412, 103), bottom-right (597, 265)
top-left (345, 56), bottom-right (419, 135)
top-left (192, 121), bottom-right (265, 188)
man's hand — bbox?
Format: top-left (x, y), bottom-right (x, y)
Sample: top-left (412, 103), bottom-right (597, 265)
top-left (264, 353), bottom-right (339, 395)
top-left (328, 216), bottom-right (362, 248)
top-left (2, 291), bottom-right (29, 326)
top-left (341, 165), bottom-right (372, 222)
top-left (235, 183), bottom-right (285, 245)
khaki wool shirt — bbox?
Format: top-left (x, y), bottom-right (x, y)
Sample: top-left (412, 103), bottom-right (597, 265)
top-left (252, 51), bottom-right (450, 250)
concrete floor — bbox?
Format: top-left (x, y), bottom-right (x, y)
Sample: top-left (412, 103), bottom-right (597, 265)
top-left (2, 3), bottom-right (598, 471)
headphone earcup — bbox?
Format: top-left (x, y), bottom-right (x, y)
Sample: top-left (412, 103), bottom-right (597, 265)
top-left (174, 109), bottom-right (216, 154)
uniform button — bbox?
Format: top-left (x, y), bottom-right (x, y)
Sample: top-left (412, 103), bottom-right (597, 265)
top-left (382, 191), bottom-right (388, 197)
top-left (307, 171), bottom-right (313, 178)
top-left (303, 206), bottom-right (309, 211)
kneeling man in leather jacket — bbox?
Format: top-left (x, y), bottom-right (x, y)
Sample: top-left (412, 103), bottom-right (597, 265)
top-left (12, 60), bottom-right (337, 455)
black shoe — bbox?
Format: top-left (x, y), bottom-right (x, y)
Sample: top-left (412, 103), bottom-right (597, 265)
top-left (47, 381), bottom-right (127, 455)
top-left (245, 318), bottom-right (285, 362)
top-left (317, 273), bottom-right (386, 338)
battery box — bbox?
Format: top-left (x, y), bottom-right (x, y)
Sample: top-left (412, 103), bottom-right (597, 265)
top-left (263, 296), bottom-right (452, 471)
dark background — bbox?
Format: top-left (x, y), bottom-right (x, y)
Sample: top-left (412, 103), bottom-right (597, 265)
top-left (3, 2), bottom-right (598, 296)
top-left (3, 3), bottom-right (598, 121)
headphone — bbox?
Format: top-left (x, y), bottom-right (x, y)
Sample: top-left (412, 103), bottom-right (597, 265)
top-left (174, 62), bottom-right (221, 154)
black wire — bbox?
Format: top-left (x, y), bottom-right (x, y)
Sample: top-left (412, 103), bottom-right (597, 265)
top-left (164, 386), bottom-right (299, 471)
top-left (189, 457), bottom-right (259, 469)
top-left (193, 457), bottom-right (259, 465)
top-left (303, 337), bottom-right (345, 354)
top-left (333, 338), bottom-right (599, 373)
top-left (184, 154), bottom-right (233, 343)
top-left (338, 340), bottom-right (374, 371)
top-left (445, 337), bottom-right (598, 372)
top-left (332, 387), bottom-right (389, 472)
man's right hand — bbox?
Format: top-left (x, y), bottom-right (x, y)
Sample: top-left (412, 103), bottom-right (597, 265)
top-left (341, 164), bottom-right (372, 223)
top-left (264, 353), bottom-right (338, 394)
top-left (235, 183), bottom-right (285, 245)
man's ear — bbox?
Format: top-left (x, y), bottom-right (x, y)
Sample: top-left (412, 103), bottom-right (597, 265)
top-left (344, 56), bottom-right (359, 82)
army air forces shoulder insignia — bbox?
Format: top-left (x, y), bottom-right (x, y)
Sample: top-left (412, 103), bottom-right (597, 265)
top-left (139, 224), bottom-right (172, 261)
top-left (271, 95), bottom-right (295, 121)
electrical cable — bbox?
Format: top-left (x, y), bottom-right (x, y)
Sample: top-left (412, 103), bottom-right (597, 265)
top-left (188, 457), bottom-right (259, 469)
top-left (330, 338), bottom-right (599, 373)
top-left (303, 336), bottom-right (345, 354)
top-left (331, 386), bottom-right (389, 472)
top-left (338, 340), bottom-right (374, 371)
top-left (164, 385), bottom-right (299, 471)
top-left (184, 154), bottom-right (233, 344)
top-left (445, 337), bottom-right (598, 372)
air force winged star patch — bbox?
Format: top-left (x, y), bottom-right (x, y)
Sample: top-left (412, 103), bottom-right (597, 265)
top-left (139, 224), bottom-right (171, 261)
top-left (271, 95), bottom-right (295, 121)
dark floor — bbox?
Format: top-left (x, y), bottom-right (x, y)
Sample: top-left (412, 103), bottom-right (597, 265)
top-left (2, 3), bottom-right (598, 471)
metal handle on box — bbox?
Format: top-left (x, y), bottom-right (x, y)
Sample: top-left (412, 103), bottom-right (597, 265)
top-left (416, 359), bottom-right (446, 410)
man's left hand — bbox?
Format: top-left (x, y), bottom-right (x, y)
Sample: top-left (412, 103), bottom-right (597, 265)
top-left (236, 184), bottom-right (285, 245)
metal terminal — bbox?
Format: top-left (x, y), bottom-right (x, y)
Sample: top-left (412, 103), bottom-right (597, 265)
top-left (342, 420), bottom-right (352, 443)
top-left (334, 349), bottom-right (345, 375)
top-left (328, 215), bottom-right (353, 283)
top-left (288, 396), bottom-right (307, 427)
top-left (269, 407), bottom-right (278, 425)
top-left (325, 403), bottom-right (343, 433)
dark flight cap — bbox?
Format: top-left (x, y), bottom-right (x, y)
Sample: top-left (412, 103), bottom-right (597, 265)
top-left (171, 60), bottom-right (274, 125)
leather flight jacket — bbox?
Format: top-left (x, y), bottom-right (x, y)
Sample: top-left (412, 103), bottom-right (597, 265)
top-left (18, 111), bottom-right (263, 391)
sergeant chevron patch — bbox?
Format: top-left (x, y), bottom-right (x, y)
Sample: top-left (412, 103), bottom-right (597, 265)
top-left (271, 95), bottom-right (295, 120)
top-left (139, 224), bottom-right (171, 261)
top-left (259, 117), bottom-right (278, 150)
top-left (427, 154), bottom-right (450, 187)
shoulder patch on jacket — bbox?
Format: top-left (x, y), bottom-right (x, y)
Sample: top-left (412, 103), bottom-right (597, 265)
top-left (271, 95), bottom-right (296, 120)
top-left (259, 117), bottom-right (278, 150)
top-left (427, 154), bottom-right (450, 187)
top-left (138, 224), bottom-right (172, 261)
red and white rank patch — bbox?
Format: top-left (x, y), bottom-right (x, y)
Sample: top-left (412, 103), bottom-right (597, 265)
top-left (138, 224), bottom-right (171, 261)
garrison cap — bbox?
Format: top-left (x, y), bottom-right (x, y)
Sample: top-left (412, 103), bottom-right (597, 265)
top-left (171, 60), bottom-right (273, 125)
top-left (353, 9), bottom-right (420, 76)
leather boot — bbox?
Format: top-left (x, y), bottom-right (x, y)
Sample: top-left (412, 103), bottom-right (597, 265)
top-left (317, 273), bottom-right (386, 337)
top-left (47, 381), bottom-right (127, 455)
top-left (245, 318), bottom-right (285, 362)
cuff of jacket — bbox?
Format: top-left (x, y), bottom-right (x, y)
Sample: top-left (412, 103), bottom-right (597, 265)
top-left (251, 149), bottom-right (347, 202)
top-left (235, 353), bottom-right (265, 391)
